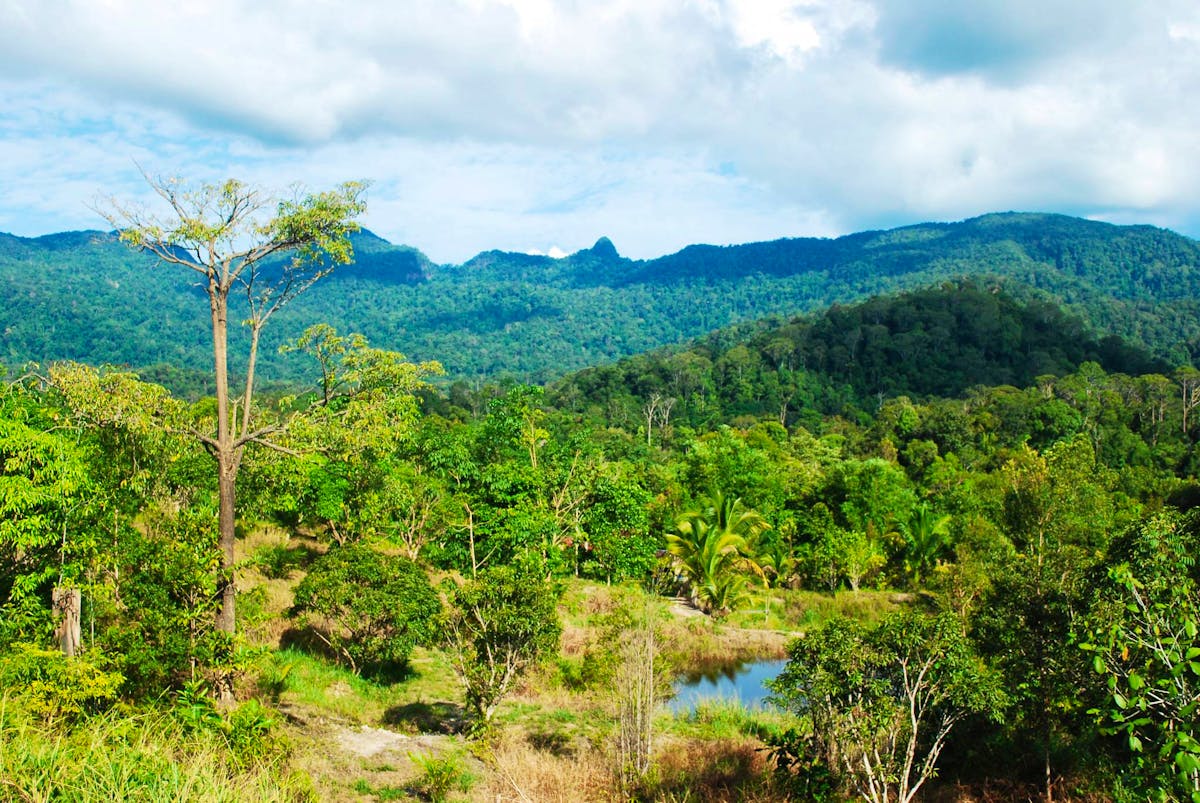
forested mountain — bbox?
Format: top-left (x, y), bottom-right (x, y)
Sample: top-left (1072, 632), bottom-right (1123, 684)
top-left (3, 213), bottom-right (1200, 393)
top-left (547, 283), bottom-right (1172, 431)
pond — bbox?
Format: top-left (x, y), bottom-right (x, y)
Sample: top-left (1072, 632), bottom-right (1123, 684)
top-left (668, 658), bottom-right (788, 713)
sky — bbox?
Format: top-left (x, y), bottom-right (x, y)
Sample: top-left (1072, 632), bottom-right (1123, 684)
top-left (2, 0), bottom-right (1199, 265)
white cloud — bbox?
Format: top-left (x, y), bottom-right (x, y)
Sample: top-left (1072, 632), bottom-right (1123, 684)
top-left (0, 1), bottom-right (1199, 263)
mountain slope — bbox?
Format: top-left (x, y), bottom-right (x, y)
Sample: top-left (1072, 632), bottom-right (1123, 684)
top-left (548, 282), bottom-right (1170, 430)
top-left (2, 213), bottom-right (1198, 391)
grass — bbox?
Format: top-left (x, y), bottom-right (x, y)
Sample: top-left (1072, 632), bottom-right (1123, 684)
top-left (650, 733), bottom-right (781, 802)
top-left (0, 698), bottom-right (315, 802)
top-left (661, 699), bottom-right (790, 742)
top-left (257, 645), bottom-right (461, 726)
top-left (775, 588), bottom-right (906, 628)
top-left (478, 728), bottom-right (612, 802)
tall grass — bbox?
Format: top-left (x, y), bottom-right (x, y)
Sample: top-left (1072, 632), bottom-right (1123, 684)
top-left (776, 588), bottom-right (904, 628)
top-left (0, 698), bottom-right (313, 802)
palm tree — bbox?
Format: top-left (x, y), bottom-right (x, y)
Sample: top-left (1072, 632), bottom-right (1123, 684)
top-left (757, 536), bottom-right (798, 589)
top-left (667, 491), bottom-right (770, 615)
top-left (901, 502), bottom-right (953, 586)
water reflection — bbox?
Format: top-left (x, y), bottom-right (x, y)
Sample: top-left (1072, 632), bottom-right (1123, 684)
top-left (669, 658), bottom-right (788, 713)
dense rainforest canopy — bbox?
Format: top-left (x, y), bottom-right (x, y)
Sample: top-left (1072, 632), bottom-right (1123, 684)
top-left (4, 212), bottom-right (1200, 394)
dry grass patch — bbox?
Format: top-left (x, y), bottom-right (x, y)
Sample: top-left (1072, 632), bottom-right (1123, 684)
top-left (650, 734), bottom-right (780, 802)
top-left (779, 588), bottom-right (906, 627)
top-left (481, 729), bottom-right (612, 802)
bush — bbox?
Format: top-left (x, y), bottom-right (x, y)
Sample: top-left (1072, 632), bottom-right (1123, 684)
top-left (292, 544), bottom-right (440, 676)
top-left (409, 750), bottom-right (475, 801)
top-left (0, 643), bottom-right (123, 721)
top-left (172, 680), bottom-right (286, 769)
top-left (441, 563), bottom-right (561, 729)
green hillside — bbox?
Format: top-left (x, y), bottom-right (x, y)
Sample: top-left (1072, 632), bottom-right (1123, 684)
top-left (547, 282), bottom-right (1171, 431)
top-left (3, 213), bottom-right (1199, 392)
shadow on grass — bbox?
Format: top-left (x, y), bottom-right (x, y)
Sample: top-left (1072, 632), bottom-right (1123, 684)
top-left (251, 542), bottom-right (321, 579)
top-left (383, 701), bottom-right (467, 735)
top-left (277, 626), bottom-right (417, 684)
top-left (526, 728), bottom-right (574, 757)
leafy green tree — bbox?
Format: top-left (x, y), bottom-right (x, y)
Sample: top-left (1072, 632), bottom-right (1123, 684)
top-left (833, 458), bottom-right (916, 540)
top-left (974, 436), bottom-right (1119, 796)
top-left (98, 503), bottom-right (224, 695)
top-left (0, 387), bottom-right (91, 644)
top-left (276, 325), bottom-right (443, 545)
top-left (839, 527), bottom-right (885, 592)
top-left (440, 563), bottom-right (561, 729)
top-left (794, 503), bottom-right (848, 593)
top-left (292, 544), bottom-right (439, 677)
top-left (769, 612), bottom-right (1004, 803)
top-left (277, 323), bottom-right (366, 406)
top-left (1083, 510), bottom-right (1200, 799)
top-left (2, 368), bottom-right (187, 658)
top-left (97, 174), bottom-right (368, 680)
top-left (578, 471), bottom-right (655, 583)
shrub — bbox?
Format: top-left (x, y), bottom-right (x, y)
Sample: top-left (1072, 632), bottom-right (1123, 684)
top-left (409, 750), bottom-right (475, 802)
top-left (441, 563), bottom-right (561, 729)
top-left (292, 544), bottom-right (440, 676)
top-left (172, 679), bottom-right (286, 769)
top-left (0, 643), bottom-right (123, 721)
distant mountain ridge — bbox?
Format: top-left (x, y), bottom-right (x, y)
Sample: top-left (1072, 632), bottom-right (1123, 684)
top-left (2, 212), bottom-right (1198, 394)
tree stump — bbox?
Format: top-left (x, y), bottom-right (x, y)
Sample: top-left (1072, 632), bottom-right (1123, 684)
top-left (53, 587), bottom-right (81, 657)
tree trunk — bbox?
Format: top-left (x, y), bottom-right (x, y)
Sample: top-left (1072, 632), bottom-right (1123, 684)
top-left (210, 283), bottom-right (240, 706)
top-left (210, 284), bottom-right (238, 639)
top-left (215, 458), bottom-right (238, 636)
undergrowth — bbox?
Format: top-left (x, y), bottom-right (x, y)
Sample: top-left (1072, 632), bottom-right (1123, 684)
top-left (0, 695), bottom-right (314, 802)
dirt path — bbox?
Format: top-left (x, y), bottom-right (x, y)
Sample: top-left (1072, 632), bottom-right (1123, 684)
top-left (334, 723), bottom-right (447, 758)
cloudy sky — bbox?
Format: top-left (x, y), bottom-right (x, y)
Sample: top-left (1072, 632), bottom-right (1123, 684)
top-left (2, 0), bottom-right (1198, 264)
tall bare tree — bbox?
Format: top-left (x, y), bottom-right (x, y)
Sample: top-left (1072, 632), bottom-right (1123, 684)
top-left (97, 174), bottom-right (367, 687)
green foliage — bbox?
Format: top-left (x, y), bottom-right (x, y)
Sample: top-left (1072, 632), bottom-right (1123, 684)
top-left (10, 210), bottom-right (1200, 796)
top-left (291, 544), bottom-right (440, 676)
top-left (0, 698), bottom-right (305, 800)
top-left (0, 644), bottom-right (123, 722)
top-left (578, 471), bottom-right (656, 583)
top-left (408, 749), bottom-right (475, 802)
top-left (554, 282), bottom-right (1171, 432)
top-left (1083, 510), bottom-right (1200, 799)
top-left (168, 679), bottom-right (284, 769)
top-left (901, 502), bottom-right (953, 586)
top-left (762, 724), bottom-right (839, 801)
top-left (0, 382), bottom-right (97, 644)
top-left (4, 213), bottom-right (1196, 390)
top-left (96, 503), bottom-right (224, 696)
top-left (667, 491), bottom-right (769, 615)
top-left (769, 611), bottom-right (1005, 803)
top-left (440, 563), bottom-right (562, 729)
top-left (966, 436), bottom-right (1120, 788)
